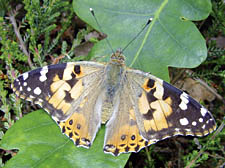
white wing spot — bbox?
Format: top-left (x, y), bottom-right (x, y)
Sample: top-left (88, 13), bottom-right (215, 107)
top-left (179, 101), bottom-right (187, 110)
top-left (35, 100), bottom-right (42, 106)
top-left (199, 118), bottom-right (203, 122)
top-left (157, 78), bottom-right (163, 85)
top-left (39, 75), bottom-right (47, 82)
top-left (175, 128), bottom-right (180, 132)
top-left (202, 124), bottom-right (206, 129)
top-left (162, 136), bottom-right (170, 140)
top-left (153, 83), bottom-right (164, 99)
top-left (38, 98), bottom-right (43, 102)
top-left (186, 131), bottom-right (194, 135)
top-left (179, 117), bottom-right (189, 125)
top-left (34, 87), bottom-right (42, 95)
top-left (174, 128), bottom-right (183, 135)
top-left (27, 87), bottom-right (31, 92)
top-left (23, 82), bottom-right (27, 86)
top-left (185, 128), bottom-right (191, 132)
top-left (200, 108), bottom-right (207, 117)
top-left (192, 121), bottom-right (197, 126)
top-left (179, 92), bottom-right (189, 110)
top-left (23, 72), bottom-right (29, 80)
top-left (29, 95), bottom-right (35, 99)
top-left (39, 66), bottom-right (48, 82)
top-left (151, 139), bottom-right (158, 143)
top-left (19, 86), bottom-right (23, 91)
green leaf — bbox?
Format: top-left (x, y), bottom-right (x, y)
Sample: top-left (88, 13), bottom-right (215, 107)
top-left (73, 0), bottom-right (211, 81)
top-left (0, 110), bottom-right (129, 168)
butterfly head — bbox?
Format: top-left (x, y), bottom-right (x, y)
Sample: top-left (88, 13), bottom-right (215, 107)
top-left (110, 49), bottom-right (125, 65)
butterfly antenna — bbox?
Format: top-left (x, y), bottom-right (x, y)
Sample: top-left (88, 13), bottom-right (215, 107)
top-left (121, 18), bottom-right (152, 53)
top-left (90, 8), bottom-right (115, 54)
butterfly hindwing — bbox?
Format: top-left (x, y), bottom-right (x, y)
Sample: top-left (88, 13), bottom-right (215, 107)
top-left (104, 83), bottom-right (154, 156)
top-left (12, 62), bottom-right (106, 147)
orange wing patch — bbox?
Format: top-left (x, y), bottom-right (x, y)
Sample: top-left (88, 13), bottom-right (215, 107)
top-left (139, 79), bottom-right (174, 132)
top-left (47, 64), bottom-right (85, 115)
top-left (58, 112), bottom-right (91, 147)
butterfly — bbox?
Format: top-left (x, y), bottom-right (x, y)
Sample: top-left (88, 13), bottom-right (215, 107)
top-left (12, 49), bottom-right (216, 156)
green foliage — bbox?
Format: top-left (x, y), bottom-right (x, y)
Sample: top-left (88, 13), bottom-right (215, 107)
top-left (73, 0), bottom-right (211, 81)
top-left (23, 0), bottom-right (73, 66)
top-left (0, 80), bottom-right (13, 130)
top-left (183, 125), bottom-right (225, 168)
top-left (192, 0), bottom-right (225, 96)
top-left (0, 17), bottom-right (27, 65)
top-left (0, 0), bottom-right (10, 16)
top-left (0, 0), bottom-right (74, 70)
top-left (1, 110), bottom-right (129, 168)
top-left (62, 25), bottom-right (97, 62)
top-left (192, 52), bottom-right (225, 89)
top-left (208, 0), bottom-right (225, 36)
top-left (199, 0), bottom-right (225, 89)
top-left (184, 150), bottom-right (209, 168)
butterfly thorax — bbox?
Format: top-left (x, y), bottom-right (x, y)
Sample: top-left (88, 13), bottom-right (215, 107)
top-left (105, 50), bottom-right (126, 95)
top-left (101, 50), bottom-right (126, 123)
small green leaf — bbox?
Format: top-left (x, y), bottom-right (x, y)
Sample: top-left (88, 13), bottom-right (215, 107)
top-left (73, 0), bottom-right (211, 81)
top-left (1, 110), bottom-right (129, 168)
